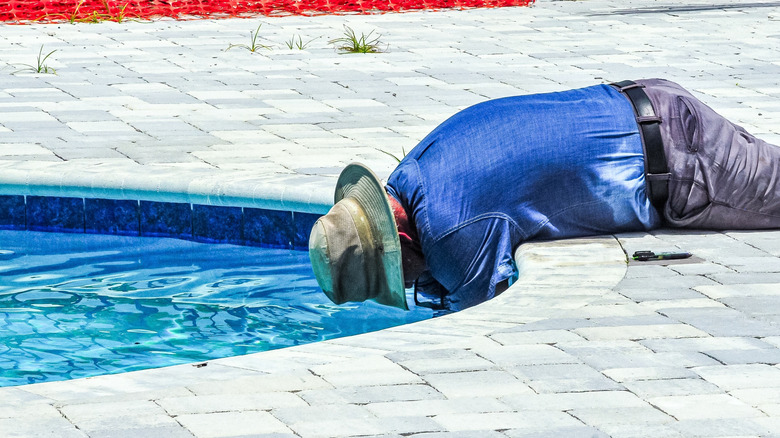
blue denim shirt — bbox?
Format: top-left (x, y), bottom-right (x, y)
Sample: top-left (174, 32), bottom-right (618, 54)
top-left (386, 84), bottom-right (661, 311)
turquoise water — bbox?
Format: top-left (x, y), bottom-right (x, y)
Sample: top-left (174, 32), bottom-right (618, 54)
top-left (0, 230), bottom-right (432, 387)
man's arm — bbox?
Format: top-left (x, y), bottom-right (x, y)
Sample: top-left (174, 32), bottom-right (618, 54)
top-left (426, 216), bottom-right (518, 311)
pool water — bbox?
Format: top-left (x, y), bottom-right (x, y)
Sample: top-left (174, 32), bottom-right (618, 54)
top-left (0, 230), bottom-right (432, 387)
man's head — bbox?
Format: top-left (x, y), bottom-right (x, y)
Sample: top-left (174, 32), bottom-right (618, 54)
top-left (308, 163), bottom-right (408, 310)
top-left (386, 195), bottom-right (427, 288)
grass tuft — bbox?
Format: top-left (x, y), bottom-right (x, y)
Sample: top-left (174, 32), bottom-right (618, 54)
top-left (66, 0), bottom-right (132, 23)
top-left (13, 46), bottom-right (57, 75)
top-left (379, 147), bottom-right (406, 163)
top-left (329, 25), bottom-right (386, 54)
top-left (285, 34), bottom-right (319, 50)
top-left (226, 24), bottom-right (270, 53)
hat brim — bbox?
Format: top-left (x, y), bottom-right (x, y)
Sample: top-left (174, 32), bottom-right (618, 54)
top-left (334, 163), bottom-right (407, 310)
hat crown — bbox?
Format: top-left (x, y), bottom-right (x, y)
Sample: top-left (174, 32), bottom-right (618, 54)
top-left (309, 199), bottom-right (380, 304)
top-left (308, 163), bottom-right (407, 310)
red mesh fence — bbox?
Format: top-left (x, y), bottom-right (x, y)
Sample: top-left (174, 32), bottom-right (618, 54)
top-left (0, 0), bottom-right (534, 23)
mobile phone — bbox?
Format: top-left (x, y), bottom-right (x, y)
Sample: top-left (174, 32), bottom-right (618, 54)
top-left (632, 250), bottom-right (691, 261)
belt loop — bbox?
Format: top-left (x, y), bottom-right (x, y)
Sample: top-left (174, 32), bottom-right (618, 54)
top-left (637, 115), bottom-right (661, 124)
top-left (613, 80), bottom-right (643, 91)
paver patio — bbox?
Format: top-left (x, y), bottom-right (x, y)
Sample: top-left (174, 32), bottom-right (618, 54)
top-left (1, 0), bottom-right (779, 436)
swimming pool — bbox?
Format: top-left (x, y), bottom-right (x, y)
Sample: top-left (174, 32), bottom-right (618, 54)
top-left (0, 230), bottom-right (432, 387)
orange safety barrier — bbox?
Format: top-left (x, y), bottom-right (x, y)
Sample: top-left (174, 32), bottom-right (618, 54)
top-left (0, 0), bottom-right (534, 23)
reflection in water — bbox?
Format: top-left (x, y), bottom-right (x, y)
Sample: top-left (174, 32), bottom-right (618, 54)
top-left (0, 231), bottom-right (432, 387)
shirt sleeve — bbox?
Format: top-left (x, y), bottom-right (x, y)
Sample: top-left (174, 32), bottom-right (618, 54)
top-left (425, 216), bottom-right (518, 311)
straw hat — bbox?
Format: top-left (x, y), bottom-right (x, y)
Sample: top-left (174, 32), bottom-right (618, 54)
top-left (308, 163), bottom-right (408, 310)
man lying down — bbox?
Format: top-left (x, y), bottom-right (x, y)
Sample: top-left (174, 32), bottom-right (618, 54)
top-left (308, 79), bottom-right (780, 313)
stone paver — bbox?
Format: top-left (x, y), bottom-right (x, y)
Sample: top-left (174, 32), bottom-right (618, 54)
top-left (1, 0), bottom-right (780, 437)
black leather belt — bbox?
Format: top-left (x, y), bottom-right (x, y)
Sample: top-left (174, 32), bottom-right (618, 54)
top-left (611, 80), bottom-right (670, 213)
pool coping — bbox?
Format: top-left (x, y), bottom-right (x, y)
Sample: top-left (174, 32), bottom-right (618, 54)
top-left (0, 166), bottom-right (338, 249)
top-left (0, 161), bottom-right (335, 214)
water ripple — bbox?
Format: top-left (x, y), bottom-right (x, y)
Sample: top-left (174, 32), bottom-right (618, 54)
top-left (0, 230), bottom-right (432, 387)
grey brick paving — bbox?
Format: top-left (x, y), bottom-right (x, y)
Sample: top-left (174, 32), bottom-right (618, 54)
top-left (1, 0), bottom-right (780, 436)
